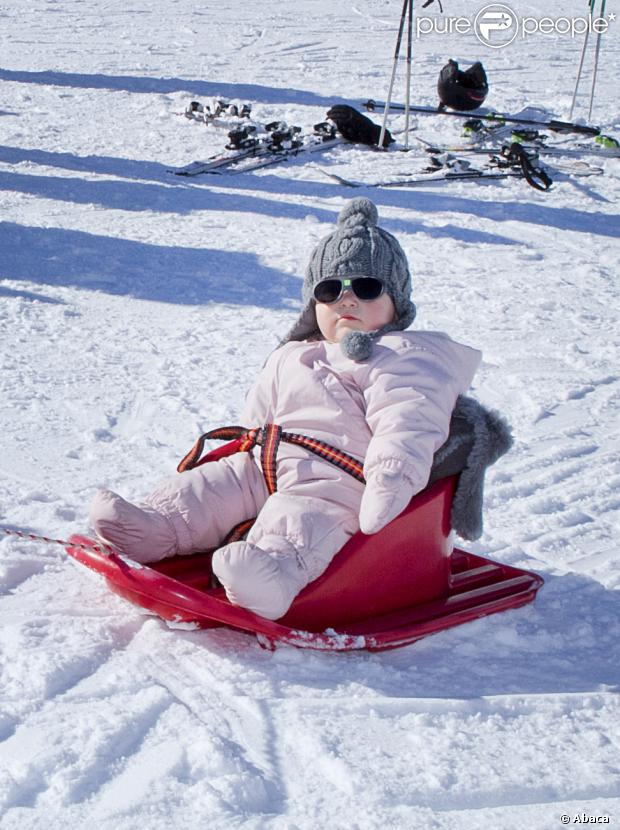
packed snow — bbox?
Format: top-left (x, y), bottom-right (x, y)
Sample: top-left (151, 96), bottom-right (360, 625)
top-left (1, 0), bottom-right (619, 827)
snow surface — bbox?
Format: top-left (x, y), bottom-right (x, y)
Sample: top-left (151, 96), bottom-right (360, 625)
top-left (1, 0), bottom-right (619, 827)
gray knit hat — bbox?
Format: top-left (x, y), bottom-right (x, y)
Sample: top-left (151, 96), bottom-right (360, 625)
top-left (281, 198), bottom-right (416, 360)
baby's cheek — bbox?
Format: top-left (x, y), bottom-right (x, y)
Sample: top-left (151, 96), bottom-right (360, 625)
top-left (315, 305), bottom-right (337, 341)
top-left (369, 296), bottom-right (396, 328)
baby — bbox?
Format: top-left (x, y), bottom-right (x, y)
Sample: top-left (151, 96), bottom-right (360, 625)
top-left (90, 198), bottom-right (481, 620)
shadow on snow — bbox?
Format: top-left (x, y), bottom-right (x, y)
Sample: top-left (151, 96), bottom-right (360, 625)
top-left (0, 151), bottom-right (516, 246)
top-left (191, 568), bottom-right (620, 699)
top-left (0, 222), bottom-right (302, 308)
top-left (4, 145), bottom-right (614, 245)
top-left (0, 67), bottom-right (348, 109)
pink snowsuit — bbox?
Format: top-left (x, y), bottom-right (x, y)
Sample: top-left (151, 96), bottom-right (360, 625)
top-left (91, 331), bottom-right (481, 620)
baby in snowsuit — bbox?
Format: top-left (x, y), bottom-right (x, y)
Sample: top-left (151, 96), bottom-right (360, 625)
top-left (90, 198), bottom-right (481, 620)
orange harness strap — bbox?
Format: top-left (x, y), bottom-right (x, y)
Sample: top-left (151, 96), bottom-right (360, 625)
top-left (177, 424), bottom-right (366, 547)
top-left (178, 424), bottom-right (366, 494)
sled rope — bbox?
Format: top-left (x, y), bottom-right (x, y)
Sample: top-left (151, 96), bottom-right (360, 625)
top-left (178, 423), bottom-right (366, 494)
top-left (1, 526), bottom-right (117, 556)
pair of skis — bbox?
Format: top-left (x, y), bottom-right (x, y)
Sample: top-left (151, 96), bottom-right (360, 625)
top-left (316, 136), bottom-right (610, 191)
top-left (317, 165), bottom-right (524, 189)
top-left (316, 159), bottom-right (550, 191)
top-left (172, 128), bottom-right (347, 177)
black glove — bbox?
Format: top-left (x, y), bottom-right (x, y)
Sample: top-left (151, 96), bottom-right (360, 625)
top-left (326, 105), bottom-right (393, 148)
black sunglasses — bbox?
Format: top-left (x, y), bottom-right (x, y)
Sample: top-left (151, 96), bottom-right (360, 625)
top-left (313, 277), bottom-right (385, 304)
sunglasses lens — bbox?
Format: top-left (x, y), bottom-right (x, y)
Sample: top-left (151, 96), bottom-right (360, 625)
top-left (313, 277), bottom-right (385, 303)
top-left (313, 279), bottom-right (342, 304)
top-left (353, 277), bottom-right (384, 300)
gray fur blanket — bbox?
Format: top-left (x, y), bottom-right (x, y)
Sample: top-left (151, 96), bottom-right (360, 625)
top-left (429, 395), bottom-right (513, 541)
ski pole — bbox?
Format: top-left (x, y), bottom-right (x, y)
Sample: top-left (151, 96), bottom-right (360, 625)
top-left (569, 0), bottom-right (596, 121)
top-left (588, 0), bottom-right (606, 122)
top-left (404, 0), bottom-right (414, 150)
top-left (379, 0), bottom-right (409, 150)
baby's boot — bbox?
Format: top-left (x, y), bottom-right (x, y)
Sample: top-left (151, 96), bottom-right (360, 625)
top-left (212, 541), bottom-right (307, 620)
top-left (89, 489), bottom-right (178, 563)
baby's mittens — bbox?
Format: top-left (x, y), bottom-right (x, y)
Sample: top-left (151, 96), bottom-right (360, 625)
top-left (359, 469), bottom-right (416, 535)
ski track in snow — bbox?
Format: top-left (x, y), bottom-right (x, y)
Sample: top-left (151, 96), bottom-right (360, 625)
top-left (1, 0), bottom-right (619, 827)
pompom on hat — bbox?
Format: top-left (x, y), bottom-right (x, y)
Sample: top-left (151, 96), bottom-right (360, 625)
top-left (281, 198), bottom-right (416, 360)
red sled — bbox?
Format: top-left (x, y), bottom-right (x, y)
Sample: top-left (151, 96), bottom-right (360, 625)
top-left (67, 474), bottom-right (543, 652)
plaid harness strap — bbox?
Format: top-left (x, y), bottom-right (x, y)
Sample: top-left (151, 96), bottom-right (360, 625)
top-left (177, 424), bottom-right (366, 495)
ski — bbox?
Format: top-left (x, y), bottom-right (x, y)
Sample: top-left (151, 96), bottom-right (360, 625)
top-left (316, 166), bottom-right (522, 188)
top-left (171, 120), bottom-right (305, 176)
top-left (438, 143), bottom-right (552, 190)
top-left (363, 99), bottom-right (602, 137)
top-left (171, 146), bottom-right (263, 176)
top-left (422, 144), bottom-right (607, 176)
top-left (390, 170), bottom-right (523, 186)
top-left (422, 139), bottom-right (620, 161)
top-left (316, 141), bottom-right (553, 191)
top-left (548, 159), bottom-right (603, 176)
top-left (221, 135), bottom-right (348, 174)
top-left (171, 132), bottom-right (348, 178)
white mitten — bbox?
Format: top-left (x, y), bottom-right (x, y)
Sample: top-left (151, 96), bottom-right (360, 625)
top-left (358, 470), bottom-right (416, 535)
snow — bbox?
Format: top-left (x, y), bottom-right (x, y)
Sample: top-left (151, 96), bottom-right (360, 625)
top-left (1, 0), bottom-right (619, 826)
